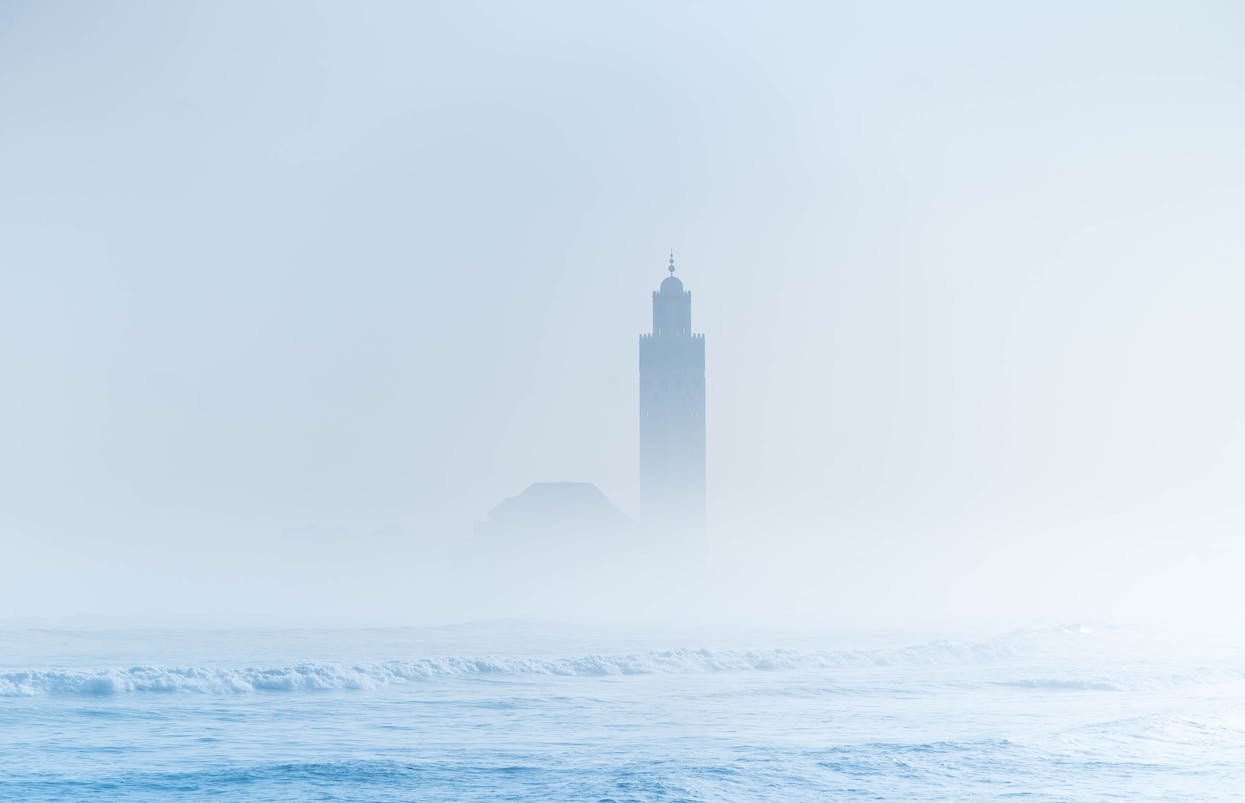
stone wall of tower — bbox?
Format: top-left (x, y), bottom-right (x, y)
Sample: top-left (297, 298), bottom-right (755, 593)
top-left (639, 283), bottom-right (706, 533)
top-left (651, 288), bottom-right (692, 337)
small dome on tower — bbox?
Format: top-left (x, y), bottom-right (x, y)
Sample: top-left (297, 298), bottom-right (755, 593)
top-left (660, 251), bottom-right (683, 293)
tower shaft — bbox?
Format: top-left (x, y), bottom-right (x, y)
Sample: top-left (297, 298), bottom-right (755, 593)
top-left (639, 258), bottom-right (705, 531)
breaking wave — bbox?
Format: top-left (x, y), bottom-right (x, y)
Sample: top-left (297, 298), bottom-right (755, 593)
top-left (2, 627), bottom-right (1234, 697)
top-left (2, 652), bottom-right (852, 696)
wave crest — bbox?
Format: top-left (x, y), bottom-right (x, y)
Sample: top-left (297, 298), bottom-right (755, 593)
top-left (2, 626), bottom-right (1217, 697)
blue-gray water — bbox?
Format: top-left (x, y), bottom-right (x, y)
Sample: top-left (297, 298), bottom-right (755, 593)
top-left (1, 623), bottom-right (1242, 800)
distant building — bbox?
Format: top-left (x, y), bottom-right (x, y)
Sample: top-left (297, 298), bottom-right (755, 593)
top-left (639, 254), bottom-right (706, 532)
top-left (467, 482), bottom-right (636, 570)
top-left (474, 482), bottom-right (633, 541)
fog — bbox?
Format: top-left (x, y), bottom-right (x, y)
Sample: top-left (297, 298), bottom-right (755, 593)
top-left (2, 1), bottom-right (1243, 629)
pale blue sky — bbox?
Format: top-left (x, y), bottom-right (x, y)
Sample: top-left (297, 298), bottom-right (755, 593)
top-left (2, 1), bottom-right (1244, 624)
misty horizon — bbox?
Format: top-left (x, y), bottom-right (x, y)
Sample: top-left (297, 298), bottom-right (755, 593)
top-left (3, 1), bottom-right (1244, 630)
top-left (5, 3), bottom-right (1245, 800)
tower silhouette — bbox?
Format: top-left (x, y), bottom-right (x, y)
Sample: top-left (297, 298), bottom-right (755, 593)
top-left (639, 253), bottom-right (706, 532)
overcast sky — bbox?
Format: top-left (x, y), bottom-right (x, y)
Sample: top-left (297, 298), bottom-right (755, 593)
top-left (2, 1), bottom-right (1243, 625)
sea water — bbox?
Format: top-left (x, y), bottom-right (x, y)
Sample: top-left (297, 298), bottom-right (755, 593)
top-left (1, 622), bottom-right (1243, 800)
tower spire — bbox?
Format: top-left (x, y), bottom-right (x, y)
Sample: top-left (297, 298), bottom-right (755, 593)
top-left (668, 251), bottom-right (676, 275)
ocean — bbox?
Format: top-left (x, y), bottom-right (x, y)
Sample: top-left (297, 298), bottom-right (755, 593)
top-left (1, 622), bottom-right (1242, 800)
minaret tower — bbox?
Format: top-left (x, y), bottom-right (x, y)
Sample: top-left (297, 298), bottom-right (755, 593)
top-left (639, 253), bottom-right (706, 532)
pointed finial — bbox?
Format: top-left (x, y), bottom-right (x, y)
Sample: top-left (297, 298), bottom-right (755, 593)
top-left (668, 250), bottom-right (676, 275)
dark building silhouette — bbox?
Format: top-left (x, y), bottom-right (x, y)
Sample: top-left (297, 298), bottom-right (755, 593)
top-left (474, 482), bottom-right (633, 542)
top-left (639, 254), bottom-right (706, 532)
top-left (465, 483), bottom-right (642, 605)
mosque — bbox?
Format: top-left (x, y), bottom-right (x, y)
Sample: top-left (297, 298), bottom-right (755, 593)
top-left (473, 255), bottom-right (707, 543)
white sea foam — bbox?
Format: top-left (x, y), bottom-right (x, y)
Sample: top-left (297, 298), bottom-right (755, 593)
top-left (1, 627), bottom-right (1237, 696)
top-left (3, 625), bottom-right (1245, 800)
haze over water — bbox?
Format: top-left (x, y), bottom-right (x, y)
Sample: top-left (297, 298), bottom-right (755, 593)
top-left (2, 1), bottom-right (1245, 799)
top-left (4, 0), bottom-right (1244, 628)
